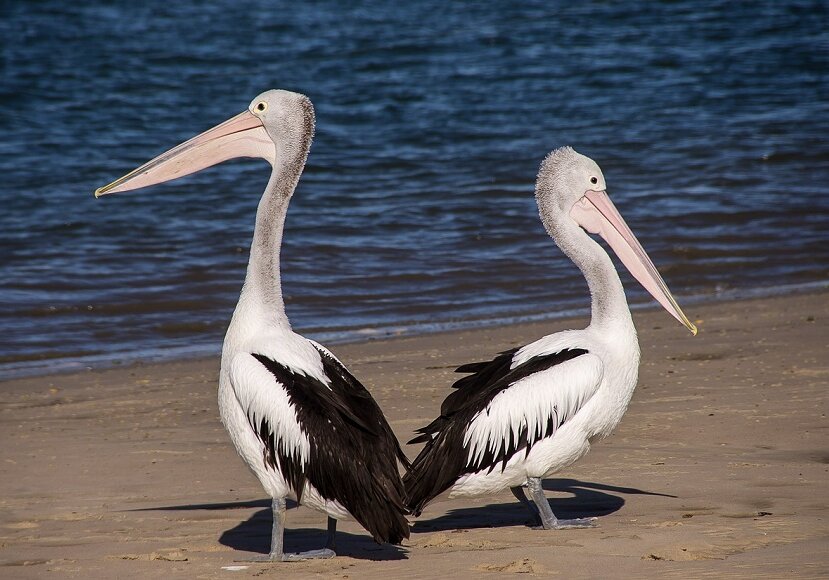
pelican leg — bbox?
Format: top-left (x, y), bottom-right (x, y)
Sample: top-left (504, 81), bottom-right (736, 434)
top-left (237, 498), bottom-right (336, 562)
top-left (527, 478), bottom-right (597, 530)
top-left (326, 516), bottom-right (337, 551)
top-left (511, 486), bottom-right (542, 526)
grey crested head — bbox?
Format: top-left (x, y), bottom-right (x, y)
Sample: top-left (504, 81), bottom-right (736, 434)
top-left (535, 147), bottom-right (607, 222)
top-left (248, 90), bottom-right (315, 162)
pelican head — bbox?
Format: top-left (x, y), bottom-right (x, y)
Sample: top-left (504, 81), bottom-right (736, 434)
top-left (537, 146), bottom-right (697, 335)
top-left (95, 89), bottom-right (313, 197)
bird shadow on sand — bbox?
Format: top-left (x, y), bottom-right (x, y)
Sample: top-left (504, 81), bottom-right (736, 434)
top-left (129, 498), bottom-right (275, 511)
top-left (129, 499), bottom-right (407, 561)
top-left (411, 478), bottom-right (676, 533)
top-left (218, 507), bottom-right (408, 561)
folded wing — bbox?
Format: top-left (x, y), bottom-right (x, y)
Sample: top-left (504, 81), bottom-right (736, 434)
top-left (229, 348), bottom-right (410, 543)
top-left (404, 347), bottom-right (603, 515)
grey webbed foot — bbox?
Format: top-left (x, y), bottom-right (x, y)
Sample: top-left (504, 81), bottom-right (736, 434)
top-left (237, 548), bottom-right (336, 562)
top-left (282, 548), bottom-right (336, 561)
top-left (534, 516), bottom-right (598, 531)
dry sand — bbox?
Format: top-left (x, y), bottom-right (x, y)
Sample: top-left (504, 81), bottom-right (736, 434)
top-left (1, 290), bottom-right (827, 579)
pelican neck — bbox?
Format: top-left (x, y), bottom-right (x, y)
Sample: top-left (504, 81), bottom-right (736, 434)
top-left (240, 134), bottom-right (311, 330)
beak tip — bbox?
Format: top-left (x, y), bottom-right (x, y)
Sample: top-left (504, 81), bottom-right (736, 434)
top-left (95, 184), bottom-right (114, 198)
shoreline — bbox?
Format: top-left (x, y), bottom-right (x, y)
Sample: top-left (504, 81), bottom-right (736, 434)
top-left (1, 289), bottom-right (827, 578)
top-left (3, 279), bottom-right (827, 382)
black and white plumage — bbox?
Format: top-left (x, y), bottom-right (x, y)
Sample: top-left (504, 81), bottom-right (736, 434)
top-left (96, 90), bottom-right (409, 560)
top-left (406, 346), bottom-right (590, 514)
top-left (235, 345), bottom-right (409, 544)
top-left (404, 147), bottom-right (696, 529)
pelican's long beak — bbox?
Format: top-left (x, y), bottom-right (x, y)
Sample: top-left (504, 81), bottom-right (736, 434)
top-left (570, 190), bottom-right (697, 335)
top-left (95, 110), bottom-right (273, 197)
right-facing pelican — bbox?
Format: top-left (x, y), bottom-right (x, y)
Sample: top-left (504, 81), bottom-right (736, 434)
top-left (404, 147), bottom-right (696, 529)
top-left (95, 90), bottom-right (410, 561)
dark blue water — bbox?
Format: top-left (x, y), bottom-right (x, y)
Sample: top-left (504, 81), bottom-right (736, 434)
top-left (1, 1), bottom-right (828, 378)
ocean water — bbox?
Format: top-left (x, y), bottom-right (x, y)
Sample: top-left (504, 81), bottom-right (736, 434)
top-left (1, 1), bottom-right (827, 378)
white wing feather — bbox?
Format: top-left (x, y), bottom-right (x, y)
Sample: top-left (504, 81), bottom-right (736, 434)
top-left (229, 352), bottom-right (311, 467)
top-left (464, 352), bottom-right (604, 468)
top-left (511, 330), bottom-right (584, 368)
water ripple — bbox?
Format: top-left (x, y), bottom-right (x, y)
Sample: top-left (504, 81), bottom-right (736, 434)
top-left (1, 0), bottom-right (828, 377)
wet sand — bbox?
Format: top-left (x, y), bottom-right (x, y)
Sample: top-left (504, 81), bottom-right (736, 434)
top-left (1, 290), bottom-right (827, 579)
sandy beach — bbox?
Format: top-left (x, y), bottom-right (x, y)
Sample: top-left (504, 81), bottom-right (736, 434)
top-left (1, 290), bottom-right (827, 579)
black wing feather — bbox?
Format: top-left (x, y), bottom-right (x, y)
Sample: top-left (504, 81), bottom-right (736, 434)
top-left (314, 347), bottom-right (411, 470)
top-left (249, 351), bottom-right (409, 544)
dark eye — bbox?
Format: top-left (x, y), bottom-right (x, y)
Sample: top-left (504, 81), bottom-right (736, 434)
top-left (590, 176), bottom-right (598, 185)
top-left (256, 102), bottom-right (267, 112)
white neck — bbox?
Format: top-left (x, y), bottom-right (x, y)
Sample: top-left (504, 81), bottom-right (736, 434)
top-left (538, 190), bottom-right (635, 336)
top-left (237, 129), bottom-right (312, 331)
top-left (558, 220), bottom-right (634, 333)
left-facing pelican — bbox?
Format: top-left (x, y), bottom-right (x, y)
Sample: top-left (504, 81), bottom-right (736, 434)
top-left (95, 90), bottom-right (410, 561)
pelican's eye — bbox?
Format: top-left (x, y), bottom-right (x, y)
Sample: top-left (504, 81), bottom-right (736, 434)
top-left (255, 101), bottom-right (267, 113)
top-left (590, 176), bottom-right (598, 185)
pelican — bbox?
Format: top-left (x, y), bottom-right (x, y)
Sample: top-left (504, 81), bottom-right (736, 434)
top-left (403, 147), bottom-right (696, 529)
top-left (96, 90), bottom-right (410, 561)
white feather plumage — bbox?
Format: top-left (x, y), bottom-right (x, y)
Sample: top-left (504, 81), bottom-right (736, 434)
top-left (463, 350), bottom-right (603, 469)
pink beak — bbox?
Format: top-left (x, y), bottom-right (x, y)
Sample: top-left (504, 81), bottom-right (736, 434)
top-left (95, 110), bottom-right (273, 197)
top-left (570, 190), bottom-right (697, 334)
